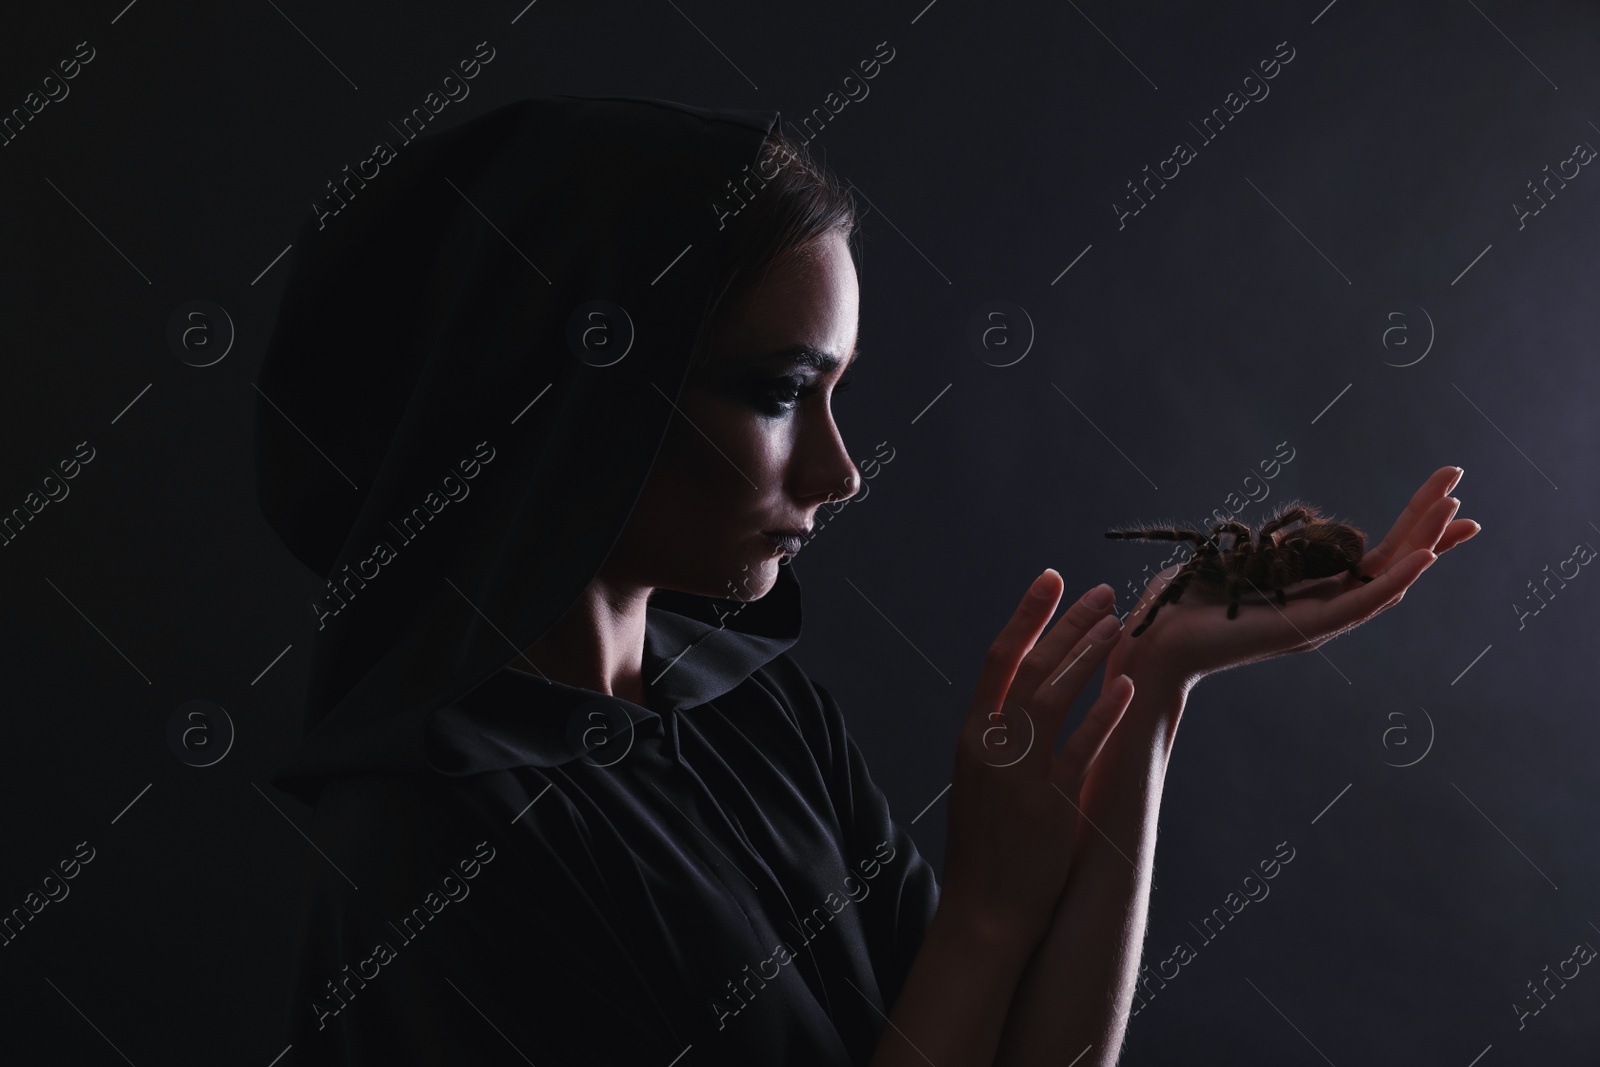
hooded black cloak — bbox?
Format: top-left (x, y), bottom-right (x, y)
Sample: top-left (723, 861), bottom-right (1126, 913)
top-left (255, 96), bottom-right (939, 1064)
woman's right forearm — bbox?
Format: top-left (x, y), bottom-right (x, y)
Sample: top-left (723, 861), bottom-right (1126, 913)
top-left (868, 902), bottom-right (1036, 1067)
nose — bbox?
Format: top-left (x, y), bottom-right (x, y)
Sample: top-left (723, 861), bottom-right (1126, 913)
top-left (825, 466), bottom-right (861, 504)
top-left (799, 409), bottom-right (861, 507)
top-left (827, 455), bottom-right (863, 509)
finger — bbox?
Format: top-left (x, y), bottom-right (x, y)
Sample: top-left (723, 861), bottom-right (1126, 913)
top-left (1022, 609), bottom-right (1125, 756)
top-left (1010, 582), bottom-right (1117, 700)
top-left (1435, 517), bottom-right (1481, 554)
top-left (1050, 673), bottom-right (1135, 799)
top-left (1315, 547), bottom-right (1436, 636)
top-left (969, 570), bottom-right (1066, 726)
top-left (1364, 467), bottom-right (1461, 572)
top-left (1368, 495), bottom-right (1458, 575)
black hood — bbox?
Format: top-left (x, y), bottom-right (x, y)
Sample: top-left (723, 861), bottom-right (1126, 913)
top-left (254, 95), bottom-right (799, 805)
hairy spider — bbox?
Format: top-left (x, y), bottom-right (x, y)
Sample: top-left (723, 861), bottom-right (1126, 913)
top-left (1104, 501), bottom-right (1376, 636)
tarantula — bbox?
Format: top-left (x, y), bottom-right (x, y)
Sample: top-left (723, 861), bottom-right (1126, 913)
top-left (1105, 502), bottom-right (1375, 636)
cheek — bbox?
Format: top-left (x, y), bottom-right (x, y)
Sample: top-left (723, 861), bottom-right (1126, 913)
top-left (663, 401), bottom-right (788, 495)
top-left (728, 421), bottom-right (787, 478)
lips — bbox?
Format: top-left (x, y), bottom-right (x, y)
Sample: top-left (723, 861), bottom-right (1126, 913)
top-left (763, 529), bottom-right (809, 554)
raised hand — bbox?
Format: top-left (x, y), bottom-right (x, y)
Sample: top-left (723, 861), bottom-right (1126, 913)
top-left (938, 570), bottom-right (1138, 950)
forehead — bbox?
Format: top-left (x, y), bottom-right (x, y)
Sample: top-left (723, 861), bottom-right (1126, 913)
top-left (704, 232), bottom-right (859, 367)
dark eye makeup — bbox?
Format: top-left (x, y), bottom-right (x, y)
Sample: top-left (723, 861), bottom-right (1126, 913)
top-left (751, 373), bottom-right (854, 416)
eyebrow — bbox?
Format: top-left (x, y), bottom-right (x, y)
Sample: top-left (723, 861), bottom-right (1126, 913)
top-left (758, 343), bottom-right (861, 373)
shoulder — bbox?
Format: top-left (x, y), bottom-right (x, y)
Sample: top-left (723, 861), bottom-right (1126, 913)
top-left (310, 768), bottom-right (450, 833)
top-left (744, 650), bottom-right (850, 775)
top-left (747, 649), bottom-right (826, 713)
top-left (300, 771), bottom-right (504, 893)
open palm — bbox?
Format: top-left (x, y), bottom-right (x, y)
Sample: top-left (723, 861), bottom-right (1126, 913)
top-left (1102, 466), bottom-right (1481, 692)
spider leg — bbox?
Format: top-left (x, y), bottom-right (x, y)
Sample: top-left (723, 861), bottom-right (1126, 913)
top-left (1106, 528), bottom-right (1215, 545)
top-left (1132, 565), bottom-right (1197, 636)
top-left (1211, 521), bottom-right (1253, 554)
top-left (1258, 507), bottom-right (1309, 545)
top-left (1224, 542), bottom-right (1253, 619)
top-left (1107, 527), bottom-right (1222, 580)
top-left (1224, 572), bottom-right (1245, 619)
top-left (1272, 553), bottom-right (1289, 605)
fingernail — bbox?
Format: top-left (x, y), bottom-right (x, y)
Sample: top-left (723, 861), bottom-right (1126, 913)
top-left (1084, 584), bottom-right (1114, 609)
top-left (1447, 467), bottom-right (1464, 491)
top-left (1029, 569), bottom-right (1057, 599)
top-left (1091, 613), bottom-right (1121, 639)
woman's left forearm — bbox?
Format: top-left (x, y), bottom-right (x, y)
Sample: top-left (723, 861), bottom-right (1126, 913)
top-left (992, 671), bottom-right (1189, 1066)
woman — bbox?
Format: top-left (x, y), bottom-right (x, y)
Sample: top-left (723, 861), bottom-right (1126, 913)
top-left (255, 96), bottom-right (1479, 1065)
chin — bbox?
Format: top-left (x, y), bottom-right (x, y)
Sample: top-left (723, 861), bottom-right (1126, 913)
top-left (721, 560), bottom-right (777, 603)
top-left (659, 556), bottom-right (778, 604)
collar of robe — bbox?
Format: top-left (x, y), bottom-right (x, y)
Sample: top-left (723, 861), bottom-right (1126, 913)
top-left (426, 557), bottom-right (804, 774)
top-left (270, 556), bottom-right (803, 789)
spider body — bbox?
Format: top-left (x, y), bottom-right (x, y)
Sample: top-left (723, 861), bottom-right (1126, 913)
top-left (1104, 503), bottom-right (1375, 636)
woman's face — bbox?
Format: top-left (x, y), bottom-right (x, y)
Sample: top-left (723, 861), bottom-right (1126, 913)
top-left (609, 229), bottom-right (862, 603)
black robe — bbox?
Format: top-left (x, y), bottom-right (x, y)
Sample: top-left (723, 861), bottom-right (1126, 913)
top-left (254, 96), bottom-right (940, 1063)
top-left (276, 560), bottom-right (940, 1063)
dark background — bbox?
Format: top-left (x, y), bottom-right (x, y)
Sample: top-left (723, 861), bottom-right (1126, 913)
top-left (2, 0), bottom-right (1597, 1062)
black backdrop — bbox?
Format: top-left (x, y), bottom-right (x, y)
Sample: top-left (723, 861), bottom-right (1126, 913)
top-left (2, 1), bottom-right (1598, 1062)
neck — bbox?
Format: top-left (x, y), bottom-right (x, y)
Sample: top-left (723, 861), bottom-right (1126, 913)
top-left (521, 575), bottom-right (653, 709)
